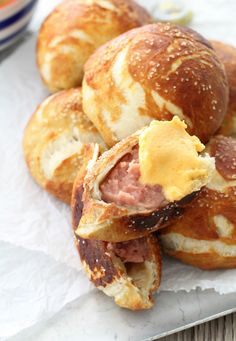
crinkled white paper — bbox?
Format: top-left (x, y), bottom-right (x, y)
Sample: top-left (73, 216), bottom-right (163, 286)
top-left (0, 241), bottom-right (93, 339)
top-left (1, 2), bottom-right (236, 338)
top-left (161, 257), bottom-right (236, 294)
top-left (0, 35), bottom-right (95, 339)
top-left (0, 36), bottom-right (80, 271)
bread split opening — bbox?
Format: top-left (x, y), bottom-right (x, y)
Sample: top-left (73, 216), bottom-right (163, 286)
top-left (106, 237), bottom-right (158, 306)
top-left (100, 117), bottom-right (215, 210)
top-left (109, 238), bottom-right (156, 292)
top-left (100, 146), bottom-right (167, 209)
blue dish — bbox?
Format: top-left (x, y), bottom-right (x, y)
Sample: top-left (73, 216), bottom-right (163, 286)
top-left (0, 0), bottom-right (38, 50)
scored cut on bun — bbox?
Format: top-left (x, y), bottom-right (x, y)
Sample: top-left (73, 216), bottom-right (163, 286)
top-left (23, 88), bottom-right (106, 204)
top-left (83, 23), bottom-right (229, 147)
top-left (211, 41), bottom-right (236, 136)
top-left (37, 0), bottom-right (152, 93)
top-left (71, 157), bottom-right (162, 310)
top-left (75, 118), bottom-right (215, 242)
top-left (159, 135), bottom-right (236, 270)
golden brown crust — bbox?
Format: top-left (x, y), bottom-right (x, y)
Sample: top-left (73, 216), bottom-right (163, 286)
top-left (75, 129), bottom-right (198, 242)
top-left (209, 135), bottom-right (236, 180)
top-left (75, 236), bottom-right (162, 310)
top-left (71, 165), bottom-right (162, 310)
top-left (83, 23), bottom-right (228, 146)
top-left (23, 88), bottom-right (105, 204)
top-left (160, 186), bottom-right (236, 241)
top-left (37, 0), bottom-right (152, 92)
top-left (163, 251), bottom-right (236, 270)
top-left (211, 41), bottom-right (236, 136)
top-left (159, 135), bottom-right (236, 270)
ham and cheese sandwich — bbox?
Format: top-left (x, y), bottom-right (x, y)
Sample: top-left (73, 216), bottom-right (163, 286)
top-left (75, 117), bottom-right (215, 242)
top-left (71, 152), bottom-right (162, 310)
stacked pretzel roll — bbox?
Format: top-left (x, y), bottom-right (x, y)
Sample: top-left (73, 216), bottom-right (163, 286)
top-left (23, 0), bottom-right (236, 310)
top-left (37, 0), bottom-right (152, 92)
top-left (159, 135), bottom-right (236, 269)
top-left (23, 88), bottom-right (106, 203)
top-left (82, 23), bottom-right (228, 146)
top-left (211, 41), bottom-right (236, 136)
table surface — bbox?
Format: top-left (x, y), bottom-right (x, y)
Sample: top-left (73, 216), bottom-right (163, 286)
top-left (160, 313), bottom-right (236, 341)
top-left (1, 0), bottom-right (236, 340)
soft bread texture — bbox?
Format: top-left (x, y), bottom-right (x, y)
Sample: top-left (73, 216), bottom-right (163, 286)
top-left (211, 41), bottom-right (236, 136)
top-left (37, 0), bottom-right (152, 92)
top-left (71, 163), bottom-right (162, 310)
top-left (23, 88), bottom-right (105, 204)
top-left (83, 23), bottom-right (229, 146)
top-left (159, 135), bottom-right (236, 270)
top-left (75, 126), bottom-right (214, 242)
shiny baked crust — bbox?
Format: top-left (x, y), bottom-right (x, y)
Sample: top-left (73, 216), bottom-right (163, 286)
top-left (23, 88), bottom-right (105, 204)
top-left (159, 135), bottom-right (236, 270)
top-left (71, 167), bottom-right (162, 310)
top-left (212, 41), bottom-right (236, 136)
top-left (83, 23), bottom-right (228, 146)
top-left (37, 0), bottom-right (152, 92)
top-left (75, 129), bottom-right (201, 242)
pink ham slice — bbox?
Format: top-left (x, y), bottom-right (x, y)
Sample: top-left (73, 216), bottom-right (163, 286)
top-left (108, 237), bottom-right (149, 263)
top-left (210, 136), bottom-right (236, 180)
top-left (100, 146), bottom-right (168, 210)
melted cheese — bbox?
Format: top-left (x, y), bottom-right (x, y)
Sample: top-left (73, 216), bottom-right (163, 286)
top-left (139, 116), bottom-right (214, 202)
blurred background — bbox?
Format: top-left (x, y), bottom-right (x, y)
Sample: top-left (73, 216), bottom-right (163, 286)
top-left (30, 0), bottom-right (235, 42)
top-left (0, 0), bottom-right (235, 58)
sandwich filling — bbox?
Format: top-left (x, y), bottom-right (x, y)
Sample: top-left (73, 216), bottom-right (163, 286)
top-left (100, 146), bottom-right (167, 209)
top-left (139, 117), bottom-right (214, 201)
top-left (100, 117), bottom-right (214, 208)
top-left (108, 237), bottom-right (149, 263)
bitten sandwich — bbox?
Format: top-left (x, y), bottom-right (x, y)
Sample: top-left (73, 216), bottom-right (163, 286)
top-left (71, 147), bottom-right (162, 310)
top-left (75, 117), bottom-right (215, 242)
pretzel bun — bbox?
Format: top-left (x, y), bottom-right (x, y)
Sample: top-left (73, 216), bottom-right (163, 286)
top-left (83, 23), bottom-right (229, 146)
top-left (75, 121), bottom-right (214, 242)
top-left (23, 88), bottom-right (105, 204)
top-left (159, 135), bottom-right (236, 270)
top-left (71, 158), bottom-right (162, 310)
top-left (37, 0), bottom-right (152, 92)
top-left (211, 41), bottom-right (236, 136)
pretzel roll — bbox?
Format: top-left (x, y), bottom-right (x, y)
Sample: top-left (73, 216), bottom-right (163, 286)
top-left (71, 159), bottom-right (162, 310)
top-left (83, 23), bottom-right (228, 146)
top-left (76, 118), bottom-right (215, 242)
top-left (160, 135), bottom-right (236, 270)
top-left (37, 0), bottom-right (152, 93)
top-left (211, 41), bottom-right (236, 136)
top-left (23, 88), bottom-right (105, 204)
